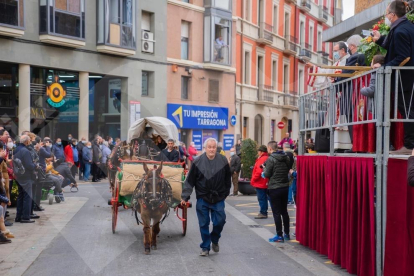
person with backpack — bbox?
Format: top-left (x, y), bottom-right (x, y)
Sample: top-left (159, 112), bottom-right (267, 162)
top-left (13, 135), bottom-right (37, 223)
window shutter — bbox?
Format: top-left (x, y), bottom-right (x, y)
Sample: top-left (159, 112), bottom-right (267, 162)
top-left (208, 79), bottom-right (219, 102)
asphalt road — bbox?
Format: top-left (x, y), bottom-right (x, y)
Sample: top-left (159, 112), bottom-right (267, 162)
top-left (20, 182), bottom-right (350, 276)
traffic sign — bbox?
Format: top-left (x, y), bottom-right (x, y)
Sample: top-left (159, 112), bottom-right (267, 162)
top-left (277, 121), bottom-right (285, 129)
top-left (230, 115), bottom-right (237, 126)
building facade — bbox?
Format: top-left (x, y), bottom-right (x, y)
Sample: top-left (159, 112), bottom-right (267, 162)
top-left (166, 0), bottom-right (237, 151)
top-left (235, 0), bottom-right (335, 145)
top-left (0, 0), bottom-right (168, 141)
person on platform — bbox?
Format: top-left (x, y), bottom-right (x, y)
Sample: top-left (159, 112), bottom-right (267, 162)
top-left (229, 147), bottom-right (241, 196)
top-left (181, 138), bottom-right (231, 256)
top-left (263, 142), bottom-right (290, 243)
top-left (373, 0), bottom-right (414, 154)
top-left (162, 139), bottom-right (179, 162)
top-left (250, 145), bottom-right (269, 219)
top-left (307, 41), bottom-right (350, 88)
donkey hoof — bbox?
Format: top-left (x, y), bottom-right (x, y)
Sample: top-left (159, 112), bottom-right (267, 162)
top-left (145, 248), bottom-right (151, 255)
top-left (151, 245), bottom-right (157, 250)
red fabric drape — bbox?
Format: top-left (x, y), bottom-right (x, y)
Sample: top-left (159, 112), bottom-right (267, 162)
top-left (384, 159), bottom-right (414, 276)
top-left (297, 156), bottom-right (376, 276)
top-left (390, 111), bottom-right (405, 150)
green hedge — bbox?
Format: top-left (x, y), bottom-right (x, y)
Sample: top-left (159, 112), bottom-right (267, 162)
top-left (240, 139), bottom-right (257, 180)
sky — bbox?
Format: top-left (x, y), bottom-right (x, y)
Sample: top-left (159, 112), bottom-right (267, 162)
top-left (342, 0), bottom-right (355, 20)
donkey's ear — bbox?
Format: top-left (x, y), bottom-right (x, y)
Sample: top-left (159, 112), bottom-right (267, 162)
top-left (143, 163), bottom-right (149, 174)
top-left (156, 161), bottom-right (163, 175)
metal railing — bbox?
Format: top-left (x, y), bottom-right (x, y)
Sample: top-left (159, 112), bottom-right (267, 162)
top-left (299, 66), bottom-right (414, 276)
top-left (299, 48), bottom-right (312, 59)
top-left (259, 22), bottom-right (274, 43)
top-left (258, 85), bottom-right (274, 103)
top-left (300, 0), bottom-right (311, 10)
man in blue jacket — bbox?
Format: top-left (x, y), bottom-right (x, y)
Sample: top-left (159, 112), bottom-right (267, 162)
top-left (52, 138), bottom-right (65, 161)
top-left (14, 135), bottom-right (37, 223)
top-left (373, 1), bottom-right (414, 154)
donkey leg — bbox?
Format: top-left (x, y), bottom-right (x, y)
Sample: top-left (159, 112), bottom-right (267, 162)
top-left (142, 211), bottom-right (151, 255)
top-left (151, 222), bottom-right (160, 250)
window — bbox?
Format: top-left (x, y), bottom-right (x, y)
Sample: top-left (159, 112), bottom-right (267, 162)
top-left (204, 15), bottom-right (232, 65)
top-left (244, 52), bottom-right (250, 85)
top-left (208, 79), bottom-right (219, 102)
top-left (0, 0), bottom-right (24, 28)
top-left (317, 31), bottom-right (322, 52)
top-left (272, 60), bottom-right (277, 89)
top-left (299, 21), bottom-right (304, 46)
top-left (141, 11), bottom-right (151, 31)
top-left (181, 21), bottom-right (190, 60)
top-left (299, 70), bottom-right (303, 94)
top-left (204, 0), bottom-right (232, 11)
top-left (39, 0), bottom-right (85, 38)
top-left (309, 26), bottom-right (314, 50)
top-left (182, 0), bottom-right (189, 3)
top-left (273, 5), bottom-right (278, 34)
top-left (97, 0), bottom-right (136, 49)
top-left (244, 0), bottom-right (250, 21)
top-left (283, 64), bottom-right (289, 93)
top-left (284, 13), bottom-right (289, 38)
top-left (142, 71), bottom-right (154, 97)
top-left (181, 77), bottom-right (190, 99)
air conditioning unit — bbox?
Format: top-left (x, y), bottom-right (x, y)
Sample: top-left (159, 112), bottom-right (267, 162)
top-left (142, 30), bottom-right (154, 42)
top-left (142, 40), bottom-right (154, 53)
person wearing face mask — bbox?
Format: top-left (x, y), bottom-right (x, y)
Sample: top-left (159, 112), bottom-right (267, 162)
top-left (82, 142), bottom-right (93, 182)
top-left (14, 135), bottom-right (38, 223)
top-left (307, 41), bottom-right (350, 89)
top-left (92, 137), bottom-right (102, 182)
top-left (52, 138), bottom-right (65, 162)
top-left (250, 145), bottom-right (269, 219)
top-left (64, 138), bottom-right (79, 178)
top-left (229, 147), bottom-right (241, 196)
top-left (77, 137), bottom-right (86, 181)
top-left (373, 1), bottom-right (414, 154)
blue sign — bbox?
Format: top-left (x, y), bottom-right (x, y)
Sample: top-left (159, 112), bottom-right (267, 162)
top-left (230, 115), bottom-right (237, 126)
top-left (167, 104), bottom-right (229, 130)
top-left (192, 130), bottom-right (202, 151)
top-left (202, 130), bottom-right (219, 145)
top-left (223, 134), bottom-right (234, 151)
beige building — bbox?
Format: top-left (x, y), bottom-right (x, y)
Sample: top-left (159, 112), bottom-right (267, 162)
top-left (166, 0), bottom-right (236, 151)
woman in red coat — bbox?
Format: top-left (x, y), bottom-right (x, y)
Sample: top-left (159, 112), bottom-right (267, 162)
top-left (250, 145), bottom-right (269, 219)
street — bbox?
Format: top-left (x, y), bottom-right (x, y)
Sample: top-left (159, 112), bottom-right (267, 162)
top-left (1, 182), bottom-right (350, 276)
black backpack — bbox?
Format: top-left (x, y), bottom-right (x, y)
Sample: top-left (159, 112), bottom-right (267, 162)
top-left (13, 157), bottom-right (25, 176)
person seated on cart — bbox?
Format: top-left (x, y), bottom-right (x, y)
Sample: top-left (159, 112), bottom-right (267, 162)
top-left (161, 139), bottom-right (179, 162)
top-left (154, 135), bottom-right (167, 151)
top-left (54, 159), bottom-right (78, 199)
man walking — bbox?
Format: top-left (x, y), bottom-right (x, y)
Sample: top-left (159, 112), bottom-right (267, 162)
top-left (14, 135), bottom-right (37, 223)
top-left (264, 141), bottom-right (290, 243)
top-left (181, 138), bottom-right (231, 256)
top-left (229, 147), bottom-right (241, 196)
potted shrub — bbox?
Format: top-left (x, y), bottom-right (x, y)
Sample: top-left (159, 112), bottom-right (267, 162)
top-left (239, 138), bottom-right (257, 195)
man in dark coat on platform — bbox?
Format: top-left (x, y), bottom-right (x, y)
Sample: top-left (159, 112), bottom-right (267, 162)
top-left (374, 1), bottom-right (414, 154)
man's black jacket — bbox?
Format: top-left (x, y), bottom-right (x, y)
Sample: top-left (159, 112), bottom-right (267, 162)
top-left (182, 153), bottom-right (231, 204)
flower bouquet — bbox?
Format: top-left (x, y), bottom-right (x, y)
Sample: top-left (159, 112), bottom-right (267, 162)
top-left (358, 18), bottom-right (389, 65)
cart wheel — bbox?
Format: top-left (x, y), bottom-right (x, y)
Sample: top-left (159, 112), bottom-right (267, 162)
top-left (182, 205), bottom-right (187, 236)
top-left (48, 194), bottom-right (54, 205)
top-left (55, 195), bottom-right (61, 203)
top-left (112, 179), bottom-right (119, 234)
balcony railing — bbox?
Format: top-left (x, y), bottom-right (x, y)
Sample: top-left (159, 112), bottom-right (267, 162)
top-left (258, 22), bottom-right (274, 45)
top-left (257, 86), bottom-right (274, 103)
top-left (300, 0), bottom-right (311, 12)
top-left (284, 92), bottom-right (298, 107)
top-left (285, 0), bottom-right (297, 4)
top-left (318, 6), bottom-right (329, 22)
top-left (304, 42), bottom-right (312, 50)
top-left (283, 35), bottom-right (298, 55)
top-left (299, 48), bottom-right (312, 60)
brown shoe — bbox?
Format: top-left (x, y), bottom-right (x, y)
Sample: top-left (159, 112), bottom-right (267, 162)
top-left (254, 213), bottom-right (268, 219)
top-left (4, 232), bottom-right (14, 239)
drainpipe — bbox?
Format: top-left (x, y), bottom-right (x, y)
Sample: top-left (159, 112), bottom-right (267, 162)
top-left (239, 0), bottom-right (244, 138)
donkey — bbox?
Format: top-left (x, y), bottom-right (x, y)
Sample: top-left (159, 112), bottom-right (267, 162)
top-left (107, 141), bottom-right (134, 192)
top-left (132, 162), bottom-right (172, 254)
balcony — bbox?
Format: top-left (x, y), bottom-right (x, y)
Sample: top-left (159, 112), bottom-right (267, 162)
top-left (257, 85), bottom-right (275, 105)
top-left (96, 0), bottom-right (137, 56)
top-left (284, 92), bottom-right (299, 107)
top-left (299, 43), bottom-right (312, 61)
top-left (318, 6), bottom-right (329, 23)
top-left (285, 0), bottom-right (297, 4)
top-left (299, 0), bottom-right (311, 13)
top-left (0, 0), bottom-right (24, 37)
top-left (39, 0), bottom-right (86, 48)
top-left (258, 22), bottom-right (274, 45)
top-left (317, 52), bottom-right (329, 65)
top-left (283, 36), bottom-right (298, 56)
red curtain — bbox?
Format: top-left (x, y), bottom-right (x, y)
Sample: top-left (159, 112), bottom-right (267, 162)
top-left (297, 156), bottom-right (376, 276)
top-left (384, 159), bottom-right (414, 276)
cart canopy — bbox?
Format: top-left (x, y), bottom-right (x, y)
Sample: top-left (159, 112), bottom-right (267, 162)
top-left (127, 117), bottom-right (180, 145)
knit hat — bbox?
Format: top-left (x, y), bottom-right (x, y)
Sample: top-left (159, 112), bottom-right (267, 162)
top-left (258, 145), bottom-right (267, 153)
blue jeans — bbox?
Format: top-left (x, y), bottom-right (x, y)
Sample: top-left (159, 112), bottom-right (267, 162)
top-left (16, 181), bottom-right (33, 220)
top-left (288, 184), bottom-right (293, 203)
top-left (84, 163), bottom-right (91, 181)
top-left (256, 188), bottom-right (269, 216)
top-left (196, 198), bottom-right (226, 250)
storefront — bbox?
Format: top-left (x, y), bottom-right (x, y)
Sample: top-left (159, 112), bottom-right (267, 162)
top-left (167, 103), bottom-right (234, 151)
top-left (0, 62), bottom-right (18, 137)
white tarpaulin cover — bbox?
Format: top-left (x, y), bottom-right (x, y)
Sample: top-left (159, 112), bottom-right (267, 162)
top-left (127, 117), bottom-right (180, 145)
